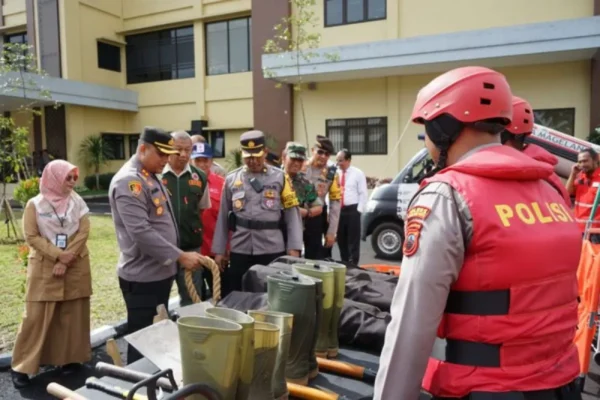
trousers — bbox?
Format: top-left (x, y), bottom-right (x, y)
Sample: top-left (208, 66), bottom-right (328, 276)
top-left (119, 275), bottom-right (174, 364)
top-left (223, 252), bottom-right (285, 298)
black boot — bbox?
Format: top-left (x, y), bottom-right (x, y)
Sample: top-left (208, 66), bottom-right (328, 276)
top-left (61, 363), bottom-right (82, 375)
top-left (11, 369), bottom-right (30, 389)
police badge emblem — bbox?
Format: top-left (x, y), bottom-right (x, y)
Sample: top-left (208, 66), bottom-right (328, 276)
top-left (156, 206), bottom-right (164, 216)
top-left (192, 172), bottom-right (199, 180)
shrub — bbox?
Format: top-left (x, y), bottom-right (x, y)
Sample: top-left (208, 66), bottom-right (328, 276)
top-left (83, 173), bottom-right (115, 191)
top-left (12, 177), bottom-right (40, 205)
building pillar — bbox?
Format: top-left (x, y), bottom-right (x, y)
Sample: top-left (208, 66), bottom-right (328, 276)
top-left (250, 0), bottom-right (293, 152)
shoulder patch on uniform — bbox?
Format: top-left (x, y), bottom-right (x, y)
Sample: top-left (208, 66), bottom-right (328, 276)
top-left (128, 180), bottom-right (142, 197)
top-left (403, 220), bottom-right (423, 257)
top-left (406, 206), bottom-right (431, 221)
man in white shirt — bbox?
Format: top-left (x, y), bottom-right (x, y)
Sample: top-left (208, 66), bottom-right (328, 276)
top-left (335, 149), bottom-right (368, 265)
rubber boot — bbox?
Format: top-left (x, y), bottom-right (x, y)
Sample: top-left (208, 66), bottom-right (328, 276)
top-left (292, 263), bottom-right (334, 359)
top-left (326, 262), bottom-right (347, 358)
top-left (302, 276), bottom-right (322, 379)
top-left (177, 316), bottom-right (243, 400)
top-left (247, 321), bottom-right (280, 400)
top-left (247, 310), bottom-right (293, 400)
top-left (205, 307), bottom-right (255, 400)
top-left (267, 271), bottom-right (316, 386)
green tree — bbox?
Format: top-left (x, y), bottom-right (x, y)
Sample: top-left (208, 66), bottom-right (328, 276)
top-left (0, 42), bottom-right (55, 241)
top-left (78, 135), bottom-right (114, 190)
top-left (263, 0), bottom-right (339, 146)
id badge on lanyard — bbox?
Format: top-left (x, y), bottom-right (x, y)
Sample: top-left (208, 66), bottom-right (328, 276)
top-left (50, 204), bottom-right (68, 250)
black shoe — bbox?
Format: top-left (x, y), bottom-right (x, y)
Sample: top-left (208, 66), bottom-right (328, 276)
top-left (11, 370), bottom-right (30, 389)
top-left (61, 363), bottom-right (82, 375)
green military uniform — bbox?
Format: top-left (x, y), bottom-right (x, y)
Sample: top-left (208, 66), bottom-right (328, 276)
top-left (162, 163), bottom-right (210, 305)
top-left (285, 143), bottom-right (323, 213)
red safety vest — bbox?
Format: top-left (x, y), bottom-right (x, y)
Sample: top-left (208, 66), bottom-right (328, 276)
top-left (420, 145), bottom-right (580, 397)
top-left (201, 171), bottom-right (227, 257)
top-left (522, 144), bottom-right (571, 207)
top-left (573, 168), bottom-right (600, 231)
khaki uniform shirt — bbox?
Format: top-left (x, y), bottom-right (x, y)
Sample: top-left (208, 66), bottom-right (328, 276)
top-left (109, 156), bottom-right (182, 283)
top-left (303, 162), bottom-right (342, 236)
top-left (212, 165), bottom-right (303, 255)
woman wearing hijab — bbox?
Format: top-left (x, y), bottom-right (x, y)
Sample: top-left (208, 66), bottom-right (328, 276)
top-left (11, 160), bottom-right (92, 389)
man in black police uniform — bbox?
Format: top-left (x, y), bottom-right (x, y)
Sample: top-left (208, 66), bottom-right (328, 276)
top-left (109, 127), bottom-right (203, 363)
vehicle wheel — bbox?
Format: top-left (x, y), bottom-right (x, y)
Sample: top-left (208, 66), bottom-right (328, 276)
top-left (371, 222), bottom-right (404, 260)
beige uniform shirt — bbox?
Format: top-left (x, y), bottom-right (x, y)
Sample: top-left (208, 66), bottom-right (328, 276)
top-left (373, 181), bottom-right (473, 400)
top-left (212, 165), bottom-right (303, 255)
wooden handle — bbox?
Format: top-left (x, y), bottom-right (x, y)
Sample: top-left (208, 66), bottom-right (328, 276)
top-left (317, 357), bottom-right (364, 379)
top-left (185, 254), bottom-right (221, 304)
top-left (287, 382), bottom-right (339, 400)
top-left (47, 382), bottom-right (88, 400)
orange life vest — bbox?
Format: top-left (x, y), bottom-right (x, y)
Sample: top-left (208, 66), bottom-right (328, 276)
top-left (573, 168), bottom-right (600, 231)
top-left (522, 144), bottom-right (571, 207)
top-left (421, 145), bottom-right (580, 397)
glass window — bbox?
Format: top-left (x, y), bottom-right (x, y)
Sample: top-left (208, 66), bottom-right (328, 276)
top-left (324, 0), bottom-right (386, 27)
top-left (533, 108), bottom-right (576, 136)
top-left (125, 26), bottom-right (195, 84)
top-left (101, 134), bottom-right (125, 160)
top-left (206, 17), bottom-right (252, 75)
top-left (97, 41), bottom-right (121, 72)
top-left (325, 117), bottom-right (388, 155)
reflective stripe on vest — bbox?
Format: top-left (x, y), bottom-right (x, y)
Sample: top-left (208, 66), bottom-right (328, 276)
top-left (421, 146), bottom-right (580, 398)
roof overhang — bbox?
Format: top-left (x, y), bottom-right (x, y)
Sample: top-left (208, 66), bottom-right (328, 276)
top-left (262, 16), bottom-right (600, 83)
top-left (0, 72), bottom-right (139, 112)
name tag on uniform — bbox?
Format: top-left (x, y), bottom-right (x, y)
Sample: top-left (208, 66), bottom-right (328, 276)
top-left (55, 234), bottom-right (67, 250)
top-left (233, 191), bottom-right (245, 200)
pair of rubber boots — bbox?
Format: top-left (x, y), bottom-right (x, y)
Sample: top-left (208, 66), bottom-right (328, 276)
top-left (177, 307), bottom-right (293, 400)
top-left (267, 261), bottom-right (346, 386)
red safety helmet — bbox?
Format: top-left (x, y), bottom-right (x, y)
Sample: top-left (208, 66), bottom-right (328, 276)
top-left (505, 96), bottom-right (534, 135)
top-left (411, 66), bottom-right (513, 125)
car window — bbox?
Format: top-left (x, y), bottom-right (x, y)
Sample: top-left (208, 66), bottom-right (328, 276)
top-left (402, 155), bottom-right (433, 183)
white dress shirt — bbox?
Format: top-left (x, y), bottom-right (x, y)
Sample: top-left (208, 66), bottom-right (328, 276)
top-left (338, 165), bottom-right (368, 213)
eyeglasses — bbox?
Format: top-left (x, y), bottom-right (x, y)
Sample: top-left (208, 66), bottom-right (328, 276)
top-left (66, 175), bottom-right (78, 182)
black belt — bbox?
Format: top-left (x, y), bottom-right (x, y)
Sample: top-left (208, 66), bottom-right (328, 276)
top-left (236, 216), bottom-right (280, 230)
top-left (434, 289), bottom-right (511, 367)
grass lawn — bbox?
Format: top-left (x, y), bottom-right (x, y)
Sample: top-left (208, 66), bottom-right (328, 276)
top-left (0, 210), bottom-right (177, 353)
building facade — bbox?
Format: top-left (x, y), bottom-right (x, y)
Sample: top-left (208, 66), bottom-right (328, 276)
top-left (0, 0), bottom-right (599, 179)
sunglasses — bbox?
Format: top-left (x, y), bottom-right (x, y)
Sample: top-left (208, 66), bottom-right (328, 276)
top-left (65, 174), bottom-right (78, 182)
top-left (317, 149), bottom-right (330, 157)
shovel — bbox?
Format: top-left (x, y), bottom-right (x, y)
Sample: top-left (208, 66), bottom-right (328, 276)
top-left (124, 319), bottom-right (184, 385)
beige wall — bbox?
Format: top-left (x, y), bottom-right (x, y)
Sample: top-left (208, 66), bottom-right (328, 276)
top-left (301, 0), bottom-right (596, 47)
top-left (2, 0), bottom-right (26, 28)
top-left (294, 61), bottom-right (591, 179)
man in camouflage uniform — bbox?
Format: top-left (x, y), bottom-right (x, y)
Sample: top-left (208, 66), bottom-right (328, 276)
top-left (302, 135), bottom-right (342, 260)
top-left (282, 142), bottom-right (324, 236)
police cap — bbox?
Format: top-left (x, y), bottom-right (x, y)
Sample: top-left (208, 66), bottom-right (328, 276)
top-left (266, 152), bottom-right (280, 164)
top-left (141, 127), bottom-right (178, 155)
top-left (240, 130), bottom-right (266, 158)
top-left (314, 135), bottom-right (334, 154)
top-left (285, 142), bottom-right (307, 160)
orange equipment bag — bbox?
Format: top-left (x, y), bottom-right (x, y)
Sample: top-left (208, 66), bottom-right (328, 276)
top-left (359, 264), bottom-right (401, 276)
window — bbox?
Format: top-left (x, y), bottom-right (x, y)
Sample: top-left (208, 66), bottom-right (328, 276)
top-left (126, 26), bottom-right (195, 84)
top-left (326, 117), bottom-right (387, 155)
top-left (4, 32), bottom-right (28, 69)
top-left (325, 0), bottom-right (386, 27)
top-left (97, 41), bottom-right (121, 72)
top-left (5, 32), bottom-right (27, 44)
top-left (205, 17), bottom-right (251, 75)
top-left (129, 134), bottom-right (140, 158)
top-left (101, 133), bottom-right (125, 160)
top-left (533, 108), bottom-right (576, 136)
top-left (209, 131), bottom-right (225, 158)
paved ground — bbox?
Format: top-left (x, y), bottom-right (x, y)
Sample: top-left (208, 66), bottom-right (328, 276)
top-left (2, 239), bottom-right (599, 399)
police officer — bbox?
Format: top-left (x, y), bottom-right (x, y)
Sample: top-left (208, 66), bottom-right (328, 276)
top-left (282, 142), bottom-right (324, 243)
top-left (162, 131), bottom-right (211, 305)
top-left (212, 130), bottom-right (303, 297)
top-left (500, 96), bottom-right (571, 206)
top-left (266, 151), bottom-right (282, 168)
top-left (374, 67), bottom-right (582, 399)
top-left (109, 127), bottom-right (203, 363)
top-left (303, 135), bottom-right (342, 260)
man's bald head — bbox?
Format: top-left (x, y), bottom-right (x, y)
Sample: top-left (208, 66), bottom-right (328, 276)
top-left (191, 134), bottom-right (206, 144)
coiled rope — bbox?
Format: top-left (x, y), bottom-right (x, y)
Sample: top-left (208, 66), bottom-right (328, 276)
top-left (184, 254), bottom-right (221, 305)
